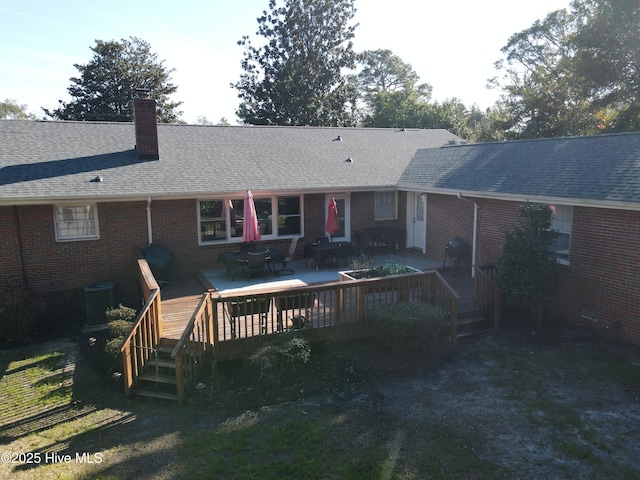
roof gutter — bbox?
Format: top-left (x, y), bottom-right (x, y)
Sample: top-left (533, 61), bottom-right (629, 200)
top-left (146, 196), bottom-right (153, 246)
top-left (457, 193), bottom-right (478, 277)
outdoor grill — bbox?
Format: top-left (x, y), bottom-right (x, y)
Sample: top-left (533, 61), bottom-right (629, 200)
top-left (443, 236), bottom-right (469, 274)
top-left (144, 243), bottom-right (175, 284)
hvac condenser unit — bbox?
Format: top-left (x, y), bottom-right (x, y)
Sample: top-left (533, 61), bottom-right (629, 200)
top-left (84, 282), bottom-right (115, 325)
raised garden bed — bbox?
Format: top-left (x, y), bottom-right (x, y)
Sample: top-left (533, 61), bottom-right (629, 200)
top-left (338, 264), bottom-right (420, 281)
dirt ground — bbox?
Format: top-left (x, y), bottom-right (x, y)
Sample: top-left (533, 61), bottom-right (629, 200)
top-left (2, 323), bottom-right (640, 479)
top-left (208, 325), bottom-right (640, 478)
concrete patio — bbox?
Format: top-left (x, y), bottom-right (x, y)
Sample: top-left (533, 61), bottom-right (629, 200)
top-left (200, 249), bottom-right (445, 295)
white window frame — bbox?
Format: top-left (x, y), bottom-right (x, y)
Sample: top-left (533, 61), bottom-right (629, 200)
top-left (198, 195), bottom-right (303, 245)
top-left (549, 204), bottom-right (573, 264)
top-left (54, 203), bottom-right (99, 241)
top-left (374, 191), bottom-right (397, 221)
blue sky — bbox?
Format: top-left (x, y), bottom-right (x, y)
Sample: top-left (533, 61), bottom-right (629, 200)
top-left (1, 0), bottom-right (571, 123)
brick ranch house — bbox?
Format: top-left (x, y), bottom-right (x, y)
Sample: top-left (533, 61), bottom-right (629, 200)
top-left (1, 96), bottom-right (639, 345)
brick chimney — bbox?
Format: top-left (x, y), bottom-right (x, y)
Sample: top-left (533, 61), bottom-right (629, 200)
top-left (133, 89), bottom-right (159, 160)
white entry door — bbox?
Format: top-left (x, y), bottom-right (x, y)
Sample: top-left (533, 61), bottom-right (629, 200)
top-left (407, 192), bottom-right (426, 252)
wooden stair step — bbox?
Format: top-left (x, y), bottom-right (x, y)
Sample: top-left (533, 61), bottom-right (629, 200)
top-left (146, 358), bottom-right (175, 369)
top-left (138, 372), bottom-right (177, 384)
top-left (457, 327), bottom-right (494, 339)
top-left (132, 388), bottom-right (178, 401)
top-left (156, 345), bottom-right (174, 355)
top-left (457, 316), bottom-right (488, 327)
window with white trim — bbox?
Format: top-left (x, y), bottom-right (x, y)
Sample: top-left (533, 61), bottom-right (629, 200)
top-left (549, 204), bottom-right (572, 263)
top-left (374, 191), bottom-right (397, 220)
top-left (198, 195), bottom-right (302, 244)
top-left (54, 204), bottom-right (99, 241)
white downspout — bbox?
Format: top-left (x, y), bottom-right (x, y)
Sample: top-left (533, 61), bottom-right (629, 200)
top-left (146, 196), bottom-right (153, 245)
top-left (457, 193), bottom-right (478, 277)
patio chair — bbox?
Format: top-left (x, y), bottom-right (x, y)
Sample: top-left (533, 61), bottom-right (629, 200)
top-left (333, 242), bottom-right (354, 267)
top-left (276, 292), bottom-right (316, 331)
top-left (245, 251), bottom-right (266, 279)
top-left (273, 237), bottom-right (297, 275)
top-left (226, 297), bottom-right (271, 337)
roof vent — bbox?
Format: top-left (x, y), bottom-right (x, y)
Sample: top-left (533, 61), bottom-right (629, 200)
top-left (335, 135), bottom-right (342, 141)
top-left (90, 174), bottom-right (103, 183)
top-left (344, 157), bottom-right (353, 163)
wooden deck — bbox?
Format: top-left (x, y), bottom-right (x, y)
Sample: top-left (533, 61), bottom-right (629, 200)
top-left (158, 266), bottom-right (476, 345)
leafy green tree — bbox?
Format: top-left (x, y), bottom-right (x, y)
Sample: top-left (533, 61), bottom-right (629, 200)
top-left (571, 0), bottom-right (640, 132)
top-left (356, 49), bottom-right (424, 98)
top-left (497, 204), bottom-right (560, 327)
top-left (0, 99), bottom-right (35, 119)
top-left (44, 37), bottom-right (181, 123)
top-left (233, 0), bottom-right (359, 126)
top-left (357, 49), bottom-right (431, 128)
top-left (356, 50), bottom-right (501, 141)
top-left (491, 0), bottom-right (640, 138)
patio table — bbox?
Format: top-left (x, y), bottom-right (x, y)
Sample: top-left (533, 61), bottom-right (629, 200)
top-left (217, 249), bottom-right (285, 278)
top-left (304, 242), bottom-right (353, 270)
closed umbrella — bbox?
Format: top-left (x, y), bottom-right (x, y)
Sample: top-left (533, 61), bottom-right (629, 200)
top-left (242, 191), bottom-right (261, 242)
top-left (325, 197), bottom-right (339, 242)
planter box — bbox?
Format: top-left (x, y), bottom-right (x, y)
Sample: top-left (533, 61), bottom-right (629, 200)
top-left (338, 265), bottom-right (420, 281)
top-left (338, 266), bottom-right (422, 320)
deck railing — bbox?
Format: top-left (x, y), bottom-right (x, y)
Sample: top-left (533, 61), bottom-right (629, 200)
top-left (120, 259), bottom-right (162, 397)
top-left (210, 270), bottom-right (460, 357)
top-left (473, 264), bottom-right (502, 330)
top-left (171, 292), bottom-right (214, 404)
top-left (432, 270), bottom-right (461, 345)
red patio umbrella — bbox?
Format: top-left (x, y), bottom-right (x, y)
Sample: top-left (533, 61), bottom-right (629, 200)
top-left (242, 190), bottom-right (261, 242)
top-left (325, 197), bottom-right (339, 241)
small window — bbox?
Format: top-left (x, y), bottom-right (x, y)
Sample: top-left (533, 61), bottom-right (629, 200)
top-left (550, 205), bottom-right (572, 263)
top-left (199, 200), bottom-right (228, 242)
top-left (374, 191), bottom-right (397, 220)
top-left (54, 204), bottom-right (99, 241)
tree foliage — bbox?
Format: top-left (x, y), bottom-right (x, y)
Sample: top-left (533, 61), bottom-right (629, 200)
top-left (497, 204), bottom-right (560, 327)
top-left (44, 37), bottom-right (182, 123)
top-left (0, 99), bottom-right (35, 120)
top-left (357, 49), bottom-right (431, 128)
top-left (355, 49), bottom-right (502, 141)
top-left (233, 0), bottom-right (359, 126)
top-left (491, 0), bottom-right (640, 138)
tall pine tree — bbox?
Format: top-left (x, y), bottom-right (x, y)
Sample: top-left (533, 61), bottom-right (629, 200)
top-left (45, 37), bottom-right (181, 123)
top-left (233, 0), bottom-right (359, 126)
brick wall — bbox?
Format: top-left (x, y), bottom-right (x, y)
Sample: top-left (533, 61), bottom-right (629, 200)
top-left (9, 193), bottom-right (636, 344)
top-left (425, 193), bottom-right (475, 265)
top-left (0, 192), bottom-right (400, 296)
top-left (424, 196), bottom-right (640, 345)
top-left (1, 202), bottom-right (148, 312)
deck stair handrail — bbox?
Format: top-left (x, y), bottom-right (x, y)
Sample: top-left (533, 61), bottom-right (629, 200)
top-left (432, 270), bottom-right (461, 345)
top-left (119, 258), bottom-right (162, 397)
top-left (473, 264), bottom-right (502, 330)
top-left (170, 292), bottom-right (213, 405)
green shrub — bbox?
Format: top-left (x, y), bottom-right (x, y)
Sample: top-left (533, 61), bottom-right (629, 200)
top-left (105, 304), bottom-right (137, 323)
top-left (108, 319), bottom-right (134, 338)
top-left (103, 304), bottom-right (136, 371)
top-left (496, 203), bottom-right (560, 327)
top-left (104, 336), bottom-right (125, 362)
top-left (371, 302), bottom-right (446, 354)
top-left (248, 335), bottom-right (311, 384)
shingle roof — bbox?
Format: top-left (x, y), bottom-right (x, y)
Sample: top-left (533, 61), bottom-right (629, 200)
top-left (0, 120), bottom-right (463, 204)
top-left (399, 132), bottom-right (640, 207)
top-left (3, 120), bottom-right (640, 208)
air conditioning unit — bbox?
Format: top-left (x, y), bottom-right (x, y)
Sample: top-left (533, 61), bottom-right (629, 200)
top-left (84, 282), bottom-right (115, 325)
